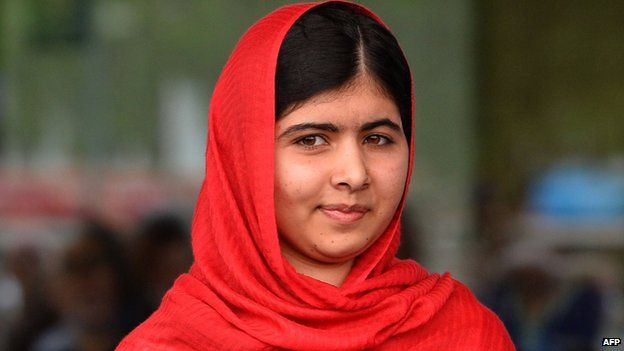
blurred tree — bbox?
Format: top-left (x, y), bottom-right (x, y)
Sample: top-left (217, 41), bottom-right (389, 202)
top-left (28, 0), bottom-right (93, 49)
top-left (478, 0), bottom-right (624, 203)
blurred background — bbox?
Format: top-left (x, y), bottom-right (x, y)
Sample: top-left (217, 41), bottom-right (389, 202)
top-left (0, 1), bottom-right (622, 350)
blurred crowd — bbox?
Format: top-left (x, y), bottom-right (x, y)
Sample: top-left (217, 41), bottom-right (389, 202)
top-left (0, 173), bottom-right (623, 351)
top-left (0, 213), bottom-right (193, 351)
top-left (472, 162), bottom-right (624, 351)
top-left (479, 239), bottom-right (622, 351)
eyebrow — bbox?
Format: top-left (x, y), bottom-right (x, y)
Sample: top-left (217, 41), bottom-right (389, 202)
top-left (278, 118), bottom-right (402, 139)
top-left (361, 119), bottom-right (402, 133)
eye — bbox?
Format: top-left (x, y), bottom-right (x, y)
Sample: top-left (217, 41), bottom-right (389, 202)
top-left (295, 135), bottom-right (327, 148)
top-left (364, 134), bottom-right (392, 145)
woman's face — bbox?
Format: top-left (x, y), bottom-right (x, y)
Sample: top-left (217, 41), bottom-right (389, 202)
top-left (274, 77), bottom-right (409, 266)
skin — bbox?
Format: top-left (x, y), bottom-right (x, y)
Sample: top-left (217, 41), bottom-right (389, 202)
top-left (274, 75), bottom-right (409, 287)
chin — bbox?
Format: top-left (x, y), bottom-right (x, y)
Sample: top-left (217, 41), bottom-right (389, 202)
top-left (315, 240), bottom-right (369, 263)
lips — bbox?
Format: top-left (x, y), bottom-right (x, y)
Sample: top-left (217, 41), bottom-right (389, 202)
top-left (319, 204), bottom-right (369, 223)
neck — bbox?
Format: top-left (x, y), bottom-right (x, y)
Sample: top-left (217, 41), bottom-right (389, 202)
top-left (279, 241), bottom-right (354, 287)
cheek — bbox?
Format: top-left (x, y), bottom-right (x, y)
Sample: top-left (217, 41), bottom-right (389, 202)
top-left (274, 153), bottom-right (323, 210)
top-left (371, 154), bottom-right (409, 206)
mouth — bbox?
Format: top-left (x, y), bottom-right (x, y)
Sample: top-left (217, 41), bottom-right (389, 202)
top-left (319, 204), bottom-right (369, 224)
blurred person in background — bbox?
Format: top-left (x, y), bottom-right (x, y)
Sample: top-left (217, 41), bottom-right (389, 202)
top-left (4, 246), bottom-right (57, 351)
top-left (32, 220), bottom-right (141, 351)
top-left (132, 212), bottom-right (192, 317)
top-left (483, 246), bottom-right (605, 351)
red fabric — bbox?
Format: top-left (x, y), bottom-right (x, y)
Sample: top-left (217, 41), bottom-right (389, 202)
top-left (117, 2), bottom-right (515, 350)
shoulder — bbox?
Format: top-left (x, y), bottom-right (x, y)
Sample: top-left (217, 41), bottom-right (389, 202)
top-left (380, 278), bottom-right (516, 350)
top-left (115, 278), bottom-right (269, 351)
top-left (441, 280), bottom-right (515, 348)
top-left (115, 292), bottom-right (217, 351)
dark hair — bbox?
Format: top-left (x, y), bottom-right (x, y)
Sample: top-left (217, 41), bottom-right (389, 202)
top-left (275, 3), bottom-right (412, 142)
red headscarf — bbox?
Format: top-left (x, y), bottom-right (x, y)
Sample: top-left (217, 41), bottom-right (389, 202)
top-left (117, 2), bottom-right (515, 350)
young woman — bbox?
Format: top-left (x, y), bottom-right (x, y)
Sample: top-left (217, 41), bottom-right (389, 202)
top-left (117, 2), bottom-right (515, 350)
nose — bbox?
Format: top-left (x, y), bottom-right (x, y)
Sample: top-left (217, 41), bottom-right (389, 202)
top-left (330, 143), bottom-right (370, 191)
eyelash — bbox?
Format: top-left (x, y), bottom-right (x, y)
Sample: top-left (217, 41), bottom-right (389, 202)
top-left (295, 134), bottom-right (394, 150)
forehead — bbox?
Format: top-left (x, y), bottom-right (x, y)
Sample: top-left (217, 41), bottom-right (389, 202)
top-left (276, 78), bottom-right (401, 128)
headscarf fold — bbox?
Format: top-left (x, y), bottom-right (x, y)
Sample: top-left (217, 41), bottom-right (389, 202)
top-left (117, 2), bottom-right (515, 350)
